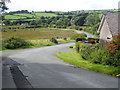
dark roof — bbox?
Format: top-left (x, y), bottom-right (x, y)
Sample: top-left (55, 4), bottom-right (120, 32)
top-left (104, 13), bottom-right (119, 35)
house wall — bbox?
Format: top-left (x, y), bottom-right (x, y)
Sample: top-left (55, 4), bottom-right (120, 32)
top-left (99, 19), bottom-right (112, 44)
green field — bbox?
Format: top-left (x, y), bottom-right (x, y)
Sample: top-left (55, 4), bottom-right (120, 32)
top-left (14, 13), bottom-right (35, 18)
top-left (4, 12), bottom-right (58, 20)
top-left (5, 15), bottom-right (26, 20)
top-left (35, 12), bottom-right (57, 17)
top-left (1, 28), bottom-right (76, 40)
top-left (22, 19), bottom-right (36, 21)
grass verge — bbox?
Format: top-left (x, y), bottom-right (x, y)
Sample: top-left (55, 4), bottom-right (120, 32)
top-left (55, 51), bottom-right (119, 76)
top-left (1, 40), bottom-right (74, 52)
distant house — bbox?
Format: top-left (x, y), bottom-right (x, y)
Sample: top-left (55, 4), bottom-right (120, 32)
top-left (98, 13), bottom-right (119, 44)
top-left (21, 23), bottom-right (29, 26)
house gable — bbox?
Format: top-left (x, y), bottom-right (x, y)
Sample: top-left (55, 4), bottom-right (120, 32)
top-left (98, 13), bottom-right (119, 44)
top-left (99, 18), bottom-right (112, 44)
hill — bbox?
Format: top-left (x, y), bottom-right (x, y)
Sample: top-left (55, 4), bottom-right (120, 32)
top-left (4, 12), bottom-right (58, 21)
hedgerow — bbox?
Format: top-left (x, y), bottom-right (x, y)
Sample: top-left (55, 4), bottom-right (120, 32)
top-left (2, 37), bottom-right (32, 49)
top-left (76, 34), bottom-right (120, 67)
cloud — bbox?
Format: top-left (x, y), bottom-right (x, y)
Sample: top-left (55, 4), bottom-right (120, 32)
top-left (6, 0), bottom-right (119, 12)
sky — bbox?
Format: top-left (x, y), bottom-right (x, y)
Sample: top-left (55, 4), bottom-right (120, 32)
top-left (6, 0), bottom-right (120, 12)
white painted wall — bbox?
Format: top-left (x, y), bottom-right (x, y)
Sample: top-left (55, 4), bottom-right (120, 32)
top-left (99, 19), bottom-right (112, 44)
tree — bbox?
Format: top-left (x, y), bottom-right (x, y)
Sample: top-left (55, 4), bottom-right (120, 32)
top-left (0, 0), bottom-right (10, 26)
top-left (3, 19), bottom-right (11, 25)
top-left (71, 13), bottom-right (88, 26)
top-left (74, 16), bottom-right (86, 26)
top-left (30, 20), bottom-right (37, 25)
top-left (50, 38), bottom-right (58, 44)
top-left (0, 0), bottom-right (10, 12)
top-left (85, 14), bottom-right (101, 26)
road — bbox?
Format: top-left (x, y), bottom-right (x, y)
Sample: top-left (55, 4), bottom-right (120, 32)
top-left (74, 30), bottom-right (94, 38)
top-left (80, 31), bottom-right (94, 38)
top-left (1, 43), bottom-right (119, 89)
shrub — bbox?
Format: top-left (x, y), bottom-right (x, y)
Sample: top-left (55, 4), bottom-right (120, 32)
top-left (76, 36), bottom-right (120, 67)
top-left (3, 37), bottom-right (32, 49)
top-left (75, 42), bottom-right (80, 53)
top-left (83, 24), bottom-right (99, 36)
top-left (105, 34), bottom-right (120, 67)
top-left (71, 33), bottom-right (87, 40)
top-left (106, 34), bottom-right (120, 54)
top-left (79, 44), bottom-right (94, 60)
top-left (69, 46), bottom-right (73, 48)
top-left (90, 46), bottom-right (107, 64)
top-left (75, 26), bottom-right (83, 30)
top-left (104, 50), bottom-right (120, 67)
top-left (50, 38), bottom-right (58, 44)
top-left (78, 43), bottom-right (107, 63)
top-left (63, 37), bottom-right (67, 41)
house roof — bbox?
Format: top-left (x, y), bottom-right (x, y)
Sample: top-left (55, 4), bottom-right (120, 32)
top-left (98, 12), bottom-right (120, 35)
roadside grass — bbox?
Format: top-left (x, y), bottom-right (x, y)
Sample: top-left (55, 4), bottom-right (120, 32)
top-left (1, 38), bottom-right (75, 52)
top-left (55, 51), bottom-right (119, 76)
top-left (1, 42), bottom-right (54, 52)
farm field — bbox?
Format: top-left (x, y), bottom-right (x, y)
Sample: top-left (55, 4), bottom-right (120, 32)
top-left (4, 12), bottom-right (58, 20)
top-left (14, 13), bottom-right (35, 18)
top-left (5, 15), bottom-right (26, 20)
top-left (35, 12), bottom-right (57, 17)
top-left (1, 28), bottom-right (76, 40)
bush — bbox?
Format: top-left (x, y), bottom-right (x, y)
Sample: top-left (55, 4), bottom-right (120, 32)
top-left (79, 44), bottom-right (94, 60)
top-left (105, 34), bottom-right (120, 67)
top-left (77, 43), bottom-right (105, 62)
top-left (76, 38), bottom-right (120, 67)
top-left (75, 42), bottom-right (80, 53)
top-left (3, 37), bottom-right (32, 49)
top-left (90, 46), bottom-right (108, 64)
top-left (75, 26), bottom-right (83, 30)
top-left (104, 50), bottom-right (120, 67)
top-left (50, 38), bottom-right (58, 44)
top-left (71, 33), bottom-right (87, 40)
top-left (83, 24), bottom-right (99, 36)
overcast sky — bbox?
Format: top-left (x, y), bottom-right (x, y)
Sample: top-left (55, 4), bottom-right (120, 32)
top-left (6, 0), bottom-right (119, 12)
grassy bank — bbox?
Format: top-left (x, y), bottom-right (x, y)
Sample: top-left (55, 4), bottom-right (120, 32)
top-left (55, 51), bottom-right (119, 76)
top-left (1, 39), bottom-right (74, 52)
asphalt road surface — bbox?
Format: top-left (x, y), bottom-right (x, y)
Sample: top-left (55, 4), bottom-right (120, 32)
top-left (1, 43), bottom-right (119, 89)
top-left (80, 31), bottom-right (94, 38)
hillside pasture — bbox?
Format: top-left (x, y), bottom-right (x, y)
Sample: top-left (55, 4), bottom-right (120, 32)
top-left (4, 12), bottom-right (58, 21)
top-left (22, 19), bottom-right (36, 21)
top-left (5, 15), bottom-right (26, 20)
top-left (14, 13), bottom-right (35, 18)
top-left (35, 12), bottom-right (57, 17)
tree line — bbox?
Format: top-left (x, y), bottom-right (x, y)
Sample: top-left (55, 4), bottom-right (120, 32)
top-left (3, 13), bottom-right (101, 28)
